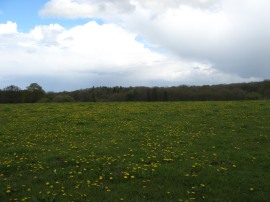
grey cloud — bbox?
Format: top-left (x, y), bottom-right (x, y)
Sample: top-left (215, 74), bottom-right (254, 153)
top-left (99, 0), bottom-right (135, 13)
top-left (40, 0), bottom-right (136, 18)
top-left (122, 0), bottom-right (270, 79)
top-left (138, 0), bottom-right (220, 10)
top-left (40, 0), bottom-right (219, 19)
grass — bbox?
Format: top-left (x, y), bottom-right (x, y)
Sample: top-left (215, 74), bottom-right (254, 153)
top-left (0, 101), bottom-right (269, 201)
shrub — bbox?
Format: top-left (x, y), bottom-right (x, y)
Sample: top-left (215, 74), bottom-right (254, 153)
top-left (53, 95), bottom-right (75, 102)
top-left (245, 92), bottom-right (261, 100)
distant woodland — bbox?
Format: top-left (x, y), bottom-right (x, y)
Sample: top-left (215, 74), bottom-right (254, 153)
top-left (1, 80), bottom-right (270, 103)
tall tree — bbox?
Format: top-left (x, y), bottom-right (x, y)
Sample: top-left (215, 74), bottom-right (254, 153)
top-left (24, 83), bottom-right (45, 103)
top-left (26, 83), bottom-right (44, 92)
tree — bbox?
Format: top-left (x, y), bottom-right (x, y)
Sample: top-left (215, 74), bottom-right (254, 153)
top-left (3, 85), bottom-right (21, 91)
top-left (1, 85), bottom-right (22, 103)
top-left (26, 83), bottom-right (44, 92)
top-left (24, 83), bottom-right (45, 103)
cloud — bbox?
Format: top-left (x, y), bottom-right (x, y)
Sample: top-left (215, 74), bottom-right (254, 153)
top-left (39, 0), bottom-right (135, 19)
top-left (40, 0), bottom-right (220, 19)
top-left (2, 0), bottom-right (269, 91)
top-left (1, 20), bottom-right (257, 91)
top-left (123, 0), bottom-right (270, 78)
top-left (0, 21), bottom-right (18, 35)
top-left (38, 0), bottom-right (270, 81)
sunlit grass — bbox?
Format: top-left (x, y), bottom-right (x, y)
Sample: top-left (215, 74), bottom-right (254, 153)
top-left (0, 101), bottom-right (270, 201)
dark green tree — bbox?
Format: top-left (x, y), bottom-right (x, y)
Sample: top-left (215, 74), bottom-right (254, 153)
top-left (24, 83), bottom-right (45, 103)
top-left (1, 85), bottom-right (22, 103)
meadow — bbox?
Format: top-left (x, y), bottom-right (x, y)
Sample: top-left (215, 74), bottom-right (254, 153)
top-left (0, 101), bottom-right (269, 201)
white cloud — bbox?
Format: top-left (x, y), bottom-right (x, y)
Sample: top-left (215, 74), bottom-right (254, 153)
top-left (1, 20), bottom-right (256, 91)
top-left (0, 21), bottom-right (18, 35)
top-left (2, 0), bottom-right (269, 90)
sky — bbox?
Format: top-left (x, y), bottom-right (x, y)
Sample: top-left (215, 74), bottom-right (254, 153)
top-left (0, 0), bottom-right (270, 91)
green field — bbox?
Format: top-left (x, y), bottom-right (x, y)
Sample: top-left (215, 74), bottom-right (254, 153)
top-left (0, 101), bottom-right (270, 201)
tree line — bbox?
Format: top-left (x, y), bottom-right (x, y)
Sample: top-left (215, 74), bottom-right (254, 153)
top-left (1, 80), bottom-right (270, 103)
